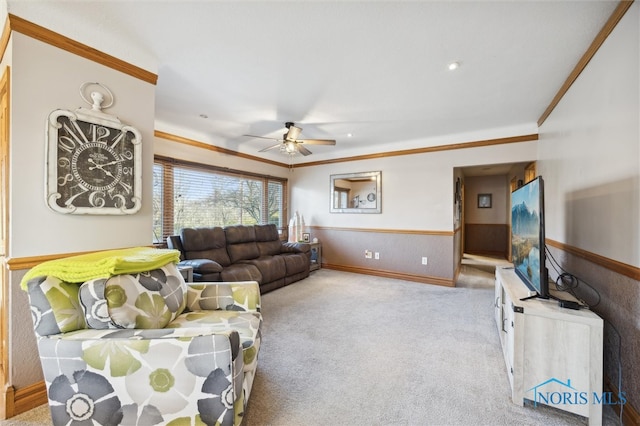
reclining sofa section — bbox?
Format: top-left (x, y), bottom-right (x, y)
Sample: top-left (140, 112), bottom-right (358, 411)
top-left (169, 224), bottom-right (311, 293)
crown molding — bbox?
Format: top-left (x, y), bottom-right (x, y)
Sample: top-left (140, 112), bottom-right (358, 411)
top-left (6, 14), bottom-right (157, 85)
top-left (293, 134), bottom-right (538, 168)
top-left (154, 130), bottom-right (289, 168)
top-left (158, 130), bottom-right (538, 169)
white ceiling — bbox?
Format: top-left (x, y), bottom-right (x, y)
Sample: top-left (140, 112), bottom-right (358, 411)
top-left (6, 1), bottom-right (618, 165)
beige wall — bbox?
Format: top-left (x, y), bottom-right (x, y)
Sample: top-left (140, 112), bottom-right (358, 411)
top-left (7, 33), bottom-right (157, 387)
top-left (4, 1), bottom-right (638, 416)
top-left (290, 142), bottom-right (537, 232)
top-left (538, 2), bottom-right (639, 412)
top-left (289, 141), bottom-right (537, 282)
top-left (464, 175), bottom-right (509, 225)
top-left (9, 33), bottom-right (156, 258)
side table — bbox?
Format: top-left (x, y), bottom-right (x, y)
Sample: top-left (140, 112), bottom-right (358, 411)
top-left (305, 242), bottom-right (322, 271)
top-left (178, 265), bottom-right (194, 282)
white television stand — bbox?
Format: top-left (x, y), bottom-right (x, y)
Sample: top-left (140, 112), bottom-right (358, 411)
top-left (494, 266), bottom-right (603, 425)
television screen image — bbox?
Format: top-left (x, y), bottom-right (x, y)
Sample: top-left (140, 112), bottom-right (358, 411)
top-left (511, 176), bottom-right (548, 298)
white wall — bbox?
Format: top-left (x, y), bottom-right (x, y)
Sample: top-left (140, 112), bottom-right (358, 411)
top-left (9, 33), bottom-right (157, 258)
top-left (154, 136), bottom-right (290, 179)
top-left (538, 2), bottom-right (639, 268)
top-left (290, 141), bottom-right (537, 232)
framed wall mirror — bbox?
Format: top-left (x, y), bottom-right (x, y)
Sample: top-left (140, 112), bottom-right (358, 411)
top-left (330, 171), bottom-right (381, 213)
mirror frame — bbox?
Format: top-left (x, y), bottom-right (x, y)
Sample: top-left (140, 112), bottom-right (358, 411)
top-left (330, 171), bottom-right (382, 214)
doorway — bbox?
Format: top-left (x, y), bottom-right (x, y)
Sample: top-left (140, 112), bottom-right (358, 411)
top-left (454, 161), bottom-right (534, 271)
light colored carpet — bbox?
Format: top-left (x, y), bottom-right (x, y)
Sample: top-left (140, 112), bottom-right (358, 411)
top-left (2, 258), bottom-right (618, 425)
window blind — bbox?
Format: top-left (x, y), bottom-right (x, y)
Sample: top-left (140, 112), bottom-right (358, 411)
top-left (153, 156), bottom-right (287, 244)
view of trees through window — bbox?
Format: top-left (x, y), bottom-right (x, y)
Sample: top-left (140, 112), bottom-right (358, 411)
top-left (153, 159), bottom-right (286, 244)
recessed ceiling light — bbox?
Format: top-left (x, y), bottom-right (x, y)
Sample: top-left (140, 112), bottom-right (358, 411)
top-left (347, 133), bottom-right (353, 138)
top-left (448, 61), bottom-right (460, 71)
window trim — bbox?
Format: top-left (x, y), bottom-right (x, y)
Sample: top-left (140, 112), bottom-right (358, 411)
top-left (154, 155), bottom-right (288, 244)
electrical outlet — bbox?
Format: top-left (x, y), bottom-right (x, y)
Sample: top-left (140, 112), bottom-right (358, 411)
top-left (375, 252), bottom-right (380, 260)
top-left (365, 250), bottom-right (372, 259)
top-left (421, 257), bottom-right (428, 265)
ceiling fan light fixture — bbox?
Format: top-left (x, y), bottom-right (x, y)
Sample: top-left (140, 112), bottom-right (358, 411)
top-left (247, 121), bottom-right (335, 157)
top-left (284, 141), bottom-right (297, 153)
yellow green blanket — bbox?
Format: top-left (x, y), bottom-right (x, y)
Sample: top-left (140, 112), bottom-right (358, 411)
top-left (21, 247), bottom-right (181, 290)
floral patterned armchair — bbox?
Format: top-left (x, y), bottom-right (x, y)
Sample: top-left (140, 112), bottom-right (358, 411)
top-left (25, 261), bottom-right (261, 426)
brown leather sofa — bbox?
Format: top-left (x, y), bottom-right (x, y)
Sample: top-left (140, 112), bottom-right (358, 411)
top-left (168, 224), bottom-right (310, 293)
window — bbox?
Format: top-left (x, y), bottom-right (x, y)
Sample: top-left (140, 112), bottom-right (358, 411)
top-left (153, 157), bottom-right (287, 244)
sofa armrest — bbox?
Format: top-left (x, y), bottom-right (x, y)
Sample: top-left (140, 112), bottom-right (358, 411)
top-left (166, 235), bottom-right (185, 260)
top-left (179, 258), bottom-right (223, 273)
top-left (281, 242), bottom-right (310, 254)
top-left (187, 281), bottom-right (261, 312)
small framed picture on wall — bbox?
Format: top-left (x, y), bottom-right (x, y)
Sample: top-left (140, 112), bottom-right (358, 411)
top-left (478, 193), bottom-right (492, 208)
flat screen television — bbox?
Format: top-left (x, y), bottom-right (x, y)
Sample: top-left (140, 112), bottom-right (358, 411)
top-left (511, 176), bottom-right (548, 299)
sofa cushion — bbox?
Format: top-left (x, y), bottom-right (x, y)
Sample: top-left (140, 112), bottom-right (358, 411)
top-left (27, 276), bottom-right (86, 336)
top-left (254, 224), bottom-right (282, 256)
top-left (181, 227), bottom-right (231, 266)
top-left (244, 256), bottom-right (286, 284)
top-left (225, 226), bottom-right (260, 263)
top-left (105, 263), bottom-right (187, 329)
top-left (186, 282), bottom-right (261, 312)
top-left (220, 263), bottom-right (262, 283)
top-left (281, 253), bottom-right (309, 276)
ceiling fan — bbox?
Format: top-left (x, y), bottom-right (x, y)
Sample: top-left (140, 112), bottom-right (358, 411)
top-left (244, 122), bottom-right (336, 156)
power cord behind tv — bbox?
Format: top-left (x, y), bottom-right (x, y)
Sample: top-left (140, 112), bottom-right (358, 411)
top-left (545, 245), bottom-right (624, 425)
top-left (545, 246), bottom-right (601, 308)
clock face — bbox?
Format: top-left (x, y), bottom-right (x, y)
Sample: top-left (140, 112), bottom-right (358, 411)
top-left (46, 109), bottom-right (142, 214)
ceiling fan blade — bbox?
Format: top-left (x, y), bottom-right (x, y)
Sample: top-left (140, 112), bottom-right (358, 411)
top-left (297, 145), bottom-right (313, 156)
top-left (286, 125), bottom-right (302, 141)
top-left (244, 134), bottom-right (281, 141)
top-left (259, 143), bottom-right (283, 152)
top-left (298, 139), bottom-right (336, 146)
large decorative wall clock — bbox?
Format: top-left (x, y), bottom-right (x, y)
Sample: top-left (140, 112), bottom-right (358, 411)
top-left (46, 83), bottom-right (142, 215)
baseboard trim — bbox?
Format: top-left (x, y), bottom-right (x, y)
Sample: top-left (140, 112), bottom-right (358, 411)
top-left (605, 376), bottom-right (640, 426)
top-left (323, 264), bottom-right (454, 287)
top-left (6, 382), bottom-right (47, 418)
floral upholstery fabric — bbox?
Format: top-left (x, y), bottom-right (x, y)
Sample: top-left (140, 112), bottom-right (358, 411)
top-left (25, 259), bottom-right (262, 426)
top-left (187, 281), bottom-right (261, 312)
top-left (168, 310), bottom-right (262, 401)
top-left (78, 278), bottom-right (115, 329)
top-left (183, 281), bottom-right (262, 401)
top-left (28, 276), bottom-right (86, 336)
top-left (38, 328), bottom-right (244, 425)
top-left (103, 263), bottom-right (187, 329)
